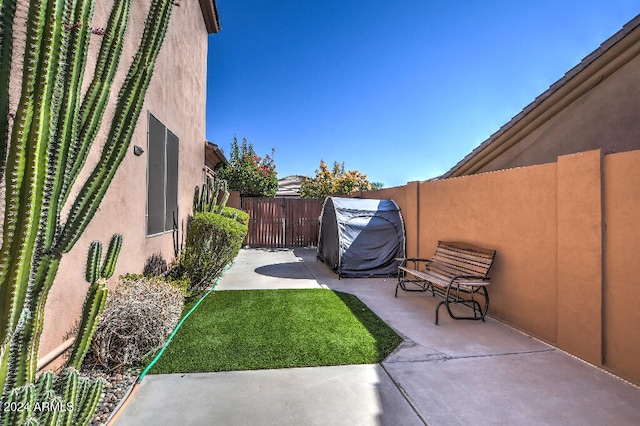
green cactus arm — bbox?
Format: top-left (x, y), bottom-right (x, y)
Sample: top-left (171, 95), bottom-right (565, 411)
top-left (40, 395), bottom-right (63, 424)
top-left (0, 0), bottom-right (47, 349)
top-left (73, 376), bottom-right (104, 426)
top-left (44, 0), bottom-right (95, 248)
top-left (57, 0), bottom-right (173, 253)
top-left (206, 176), bottom-right (214, 210)
top-left (25, 256), bottom-right (60, 384)
top-left (0, 0), bottom-right (17, 182)
top-left (0, 0), bottom-right (68, 345)
top-left (53, 368), bottom-right (78, 426)
top-left (212, 177), bottom-right (222, 210)
top-left (199, 182), bottom-right (207, 212)
top-left (85, 241), bottom-right (102, 284)
top-left (0, 254), bottom-right (60, 392)
top-left (74, 376), bottom-right (90, 412)
top-left (1, 0), bottom-right (69, 391)
top-left (193, 185), bottom-right (200, 212)
top-left (35, 370), bottom-right (54, 395)
top-left (61, 0), bottom-right (132, 210)
top-left (217, 191), bottom-right (230, 214)
top-left (100, 233), bottom-right (122, 279)
top-left (1, 301), bottom-right (34, 398)
top-left (2, 383), bottom-right (35, 424)
top-left (66, 280), bottom-right (107, 370)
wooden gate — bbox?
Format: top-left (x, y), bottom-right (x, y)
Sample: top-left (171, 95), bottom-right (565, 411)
top-left (241, 198), bottom-right (324, 248)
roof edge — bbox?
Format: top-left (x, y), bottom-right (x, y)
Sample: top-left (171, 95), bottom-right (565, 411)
top-left (441, 14), bottom-right (640, 179)
top-left (199, 0), bottom-right (221, 34)
top-left (205, 140), bottom-right (228, 165)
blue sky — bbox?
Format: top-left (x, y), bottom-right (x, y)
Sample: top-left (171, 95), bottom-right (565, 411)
top-left (206, 1), bottom-right (640, 188)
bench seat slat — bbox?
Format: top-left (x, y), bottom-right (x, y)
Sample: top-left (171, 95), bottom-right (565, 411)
top-left (398, 266), bottom-right (490, 291)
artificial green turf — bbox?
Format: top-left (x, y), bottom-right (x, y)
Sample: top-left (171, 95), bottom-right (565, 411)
top-left (148, 289), bottom-right (402, 374)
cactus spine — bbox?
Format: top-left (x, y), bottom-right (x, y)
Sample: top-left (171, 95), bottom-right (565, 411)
top-left (0, 0), bottom-right (174, 403)
top-left (66, 234), bottom-right (121, 370)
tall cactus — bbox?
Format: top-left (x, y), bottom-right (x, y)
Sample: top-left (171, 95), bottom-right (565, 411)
top-left (0, 0), bottom-right (174, 399)
top-left (0, 0), bottom-right (17, 180)
top-left (66, 234), bottom-right (122, 370)
top-left (193, 176), bottom-right (230, 214)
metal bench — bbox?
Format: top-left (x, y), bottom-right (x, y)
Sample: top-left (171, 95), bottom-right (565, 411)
top-left (395, 241), bottom-right (496, 324)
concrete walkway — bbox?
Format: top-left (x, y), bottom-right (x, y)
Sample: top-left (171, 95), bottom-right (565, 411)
top-left (114, 248), bottom-right (640, 425)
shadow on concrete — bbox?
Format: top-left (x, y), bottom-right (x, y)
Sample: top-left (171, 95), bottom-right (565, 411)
top-left (254, 262), bottom-right (314, 279)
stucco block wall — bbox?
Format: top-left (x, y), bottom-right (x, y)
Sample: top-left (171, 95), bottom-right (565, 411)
top-left (362, 148), bottom-right (640, 385)
top-left (38, 0), bottom-right (209, 362)
top-left (556, 151), bottom-right (604, 365)
top-left (604, 150), bottom-right (640, 381)
top-left (419, 164), bottom-right (559, 340)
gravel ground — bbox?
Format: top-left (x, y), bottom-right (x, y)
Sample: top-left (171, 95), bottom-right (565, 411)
top-left (82, 369), bottom-right (139, 426)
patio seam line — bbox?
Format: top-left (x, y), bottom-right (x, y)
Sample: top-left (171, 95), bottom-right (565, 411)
top-left (383, 348), bottom-right (557, 364)
top-left (379, 362), bottom-right (429, 426)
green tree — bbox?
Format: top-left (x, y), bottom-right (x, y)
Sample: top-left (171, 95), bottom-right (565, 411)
top-left (300, 160), bottom-right (374, 198)
top-left (216, 136), bottom-right (278, 197)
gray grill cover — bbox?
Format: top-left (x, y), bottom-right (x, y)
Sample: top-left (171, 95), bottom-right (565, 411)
top-left (317, 197), bottom-right (406, 277)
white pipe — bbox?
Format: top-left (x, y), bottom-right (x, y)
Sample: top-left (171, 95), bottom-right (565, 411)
top-left (36, 338), bottom-right (74, 372)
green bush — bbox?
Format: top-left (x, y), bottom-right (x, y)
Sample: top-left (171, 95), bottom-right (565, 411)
top-left (180, 211), bottom-right (248, 292)
top-left (220, 206), bottom-right (250, 226)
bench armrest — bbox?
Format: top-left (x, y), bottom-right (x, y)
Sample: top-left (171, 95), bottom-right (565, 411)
top-left (448, 274), bottom-right (490, 288)
top-left (395, 257), bottom-right (432, 268)
top-left (451, 275), bottom-right (490, 281)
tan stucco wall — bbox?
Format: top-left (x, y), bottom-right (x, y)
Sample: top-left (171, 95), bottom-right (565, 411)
top-left (603, 150), bottom-right (640, 382)
top-left (556, 150), bottom-right (604, 365)
top-left (362, 148), bottom-right (640, 385)
top-left (36, 0), bottom-right (210, 362)
top-left (420, 163), bottom-right (559, 340)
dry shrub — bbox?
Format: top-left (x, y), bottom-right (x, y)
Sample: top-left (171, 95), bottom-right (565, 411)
top-left (85, 275), bottom-right (184, 371)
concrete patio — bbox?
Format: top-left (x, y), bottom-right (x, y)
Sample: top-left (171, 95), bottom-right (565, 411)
top-left (114, 248), bottom-right (640, 425)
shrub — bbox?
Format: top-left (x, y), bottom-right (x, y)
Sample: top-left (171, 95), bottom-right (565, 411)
top-left (220, 206), bottom-right (250, 226)
top-left (85, 275), bottom-right (184, 370)
top-left (180, 210), bottom-right (248, 292)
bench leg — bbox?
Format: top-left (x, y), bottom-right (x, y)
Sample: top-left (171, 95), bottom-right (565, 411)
top-left (434, 285), bottom-right (489, 325)
top-left (395, 277), bottom-right (430, 297)
top-left (435, 300), bottom-right (445, 325)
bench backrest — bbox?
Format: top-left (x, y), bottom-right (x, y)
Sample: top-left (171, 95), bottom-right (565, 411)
top-left (430, 241), bottom-right (496, 278)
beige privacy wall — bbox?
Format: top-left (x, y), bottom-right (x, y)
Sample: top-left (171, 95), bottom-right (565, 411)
top-left (362, 148), bottom-right (640, 385)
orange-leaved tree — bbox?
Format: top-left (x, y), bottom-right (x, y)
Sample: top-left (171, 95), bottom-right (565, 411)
top-left (300, 160), bottom-right (374, 198)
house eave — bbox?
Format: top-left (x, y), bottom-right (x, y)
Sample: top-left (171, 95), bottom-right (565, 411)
top-left (441, 14), bottom-right (640, 179)
top-left (199, 0), bottom-right (221, 34)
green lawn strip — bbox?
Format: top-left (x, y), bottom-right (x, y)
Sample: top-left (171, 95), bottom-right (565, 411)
top-left (148, 289), bottom-right (402, 374)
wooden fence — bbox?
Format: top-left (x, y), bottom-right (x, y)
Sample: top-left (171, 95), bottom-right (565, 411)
top-left (241, 197), bottom-right (324, 248)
